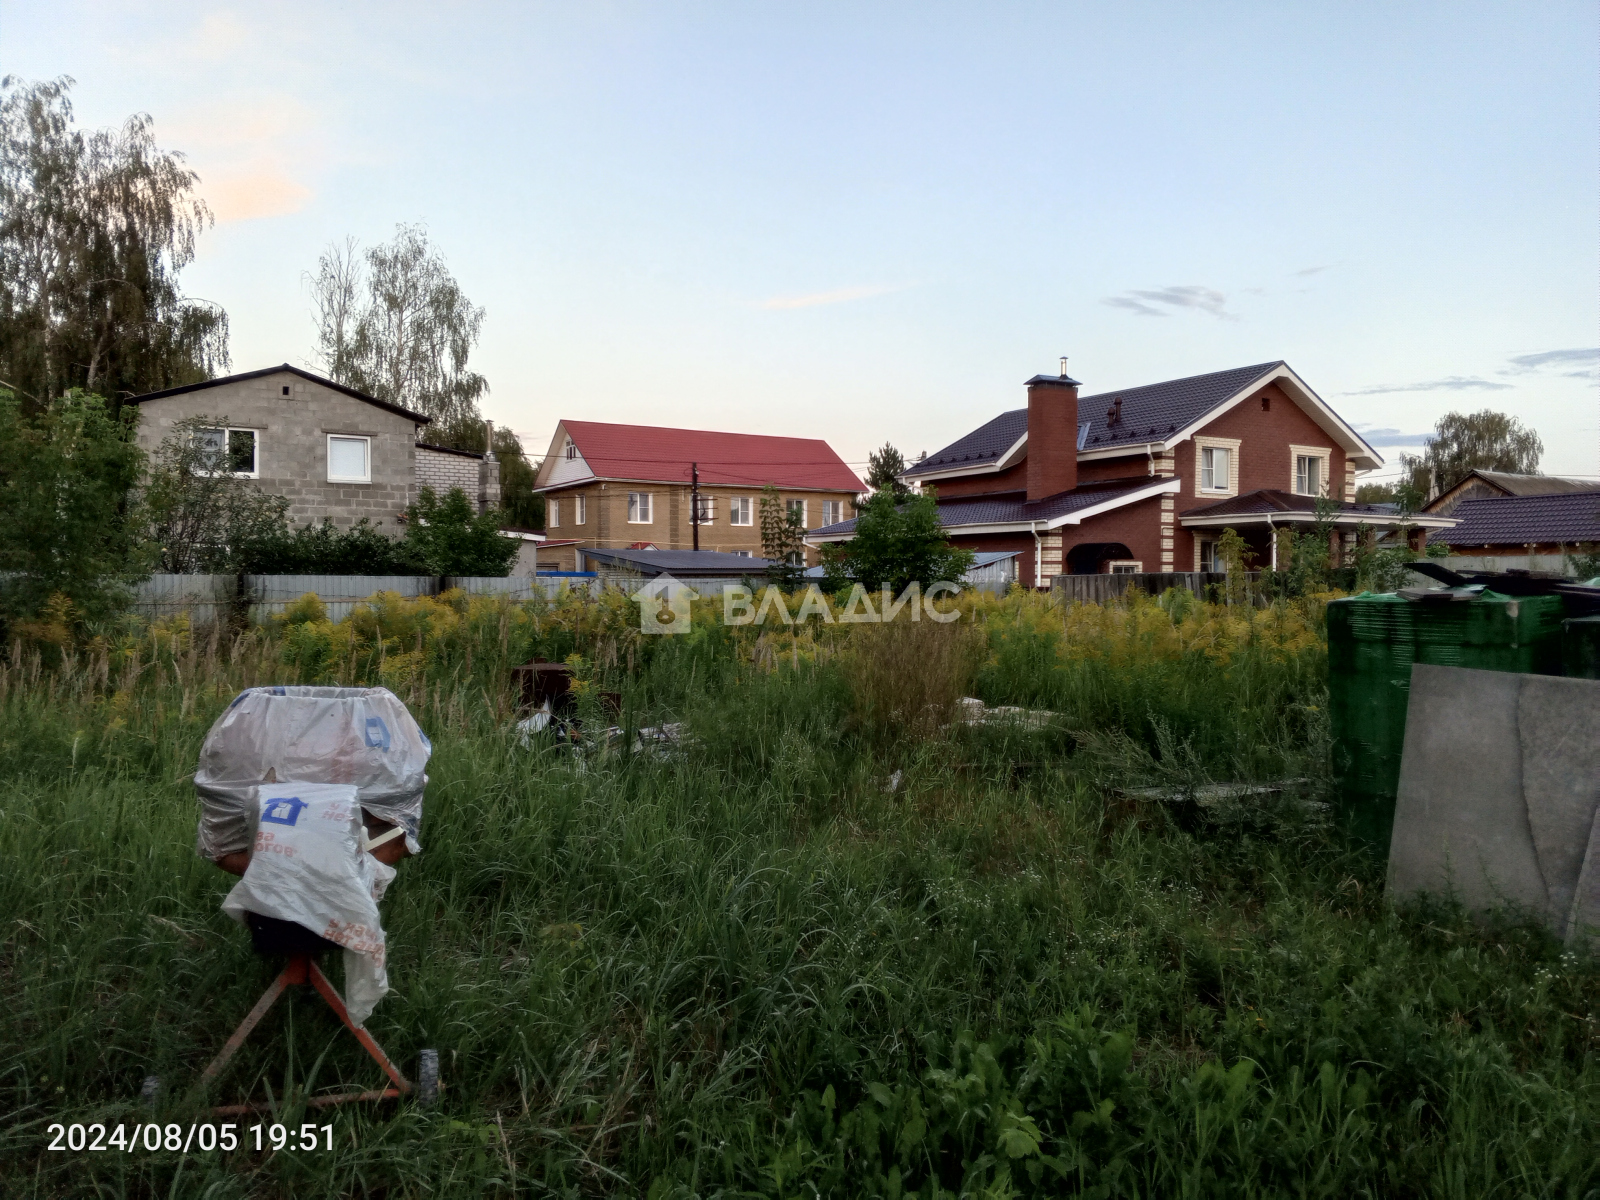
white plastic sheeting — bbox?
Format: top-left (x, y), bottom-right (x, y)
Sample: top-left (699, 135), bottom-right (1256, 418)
top-left (195, 686), bottom-right (430, 861)
top-left (220, 783), bottom-right (396, 1024)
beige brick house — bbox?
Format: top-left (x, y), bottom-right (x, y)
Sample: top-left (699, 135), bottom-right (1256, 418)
top-left (128, 365), bottom-right (500, 529)
top-left (532, 419), bottom-right (862, 566)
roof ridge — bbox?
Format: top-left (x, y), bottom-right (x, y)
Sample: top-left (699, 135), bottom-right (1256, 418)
top-left (1078, 360), bottom-right (1283, 401)
top-left (563, 418), bottom-right (836, 445)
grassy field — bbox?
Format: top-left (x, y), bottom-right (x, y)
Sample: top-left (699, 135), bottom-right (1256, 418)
top-left (1, 588), bottom-right (1595, 1198)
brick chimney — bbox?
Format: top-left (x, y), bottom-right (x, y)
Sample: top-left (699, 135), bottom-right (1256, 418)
top-left (1025, 363), bottom-right (1081, 501)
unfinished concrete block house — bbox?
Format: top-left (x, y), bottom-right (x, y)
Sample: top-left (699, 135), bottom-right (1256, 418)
top-left (127, 364), bottom-right (500, 529)
top-left (810, 360), bottom-right (1453, 588)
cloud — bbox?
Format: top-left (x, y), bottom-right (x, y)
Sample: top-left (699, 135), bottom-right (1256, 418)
top-left (1343, 376), bottom-right (1513, 396)
top-left (165, 96), bottom-right (321, 224)
top-left (1294, 265), bottom-right (1331, 277)
top-left (1102, 285), bottom-right (1234, 319)
top-left (759, 284), bottom-right (905, 310)
top-left (201, 168), bottom-right (313, 223)
top-left (1502, 347), bottom-right (1600, 379)
top-left (1352, 427), bottom-right (1434, 447)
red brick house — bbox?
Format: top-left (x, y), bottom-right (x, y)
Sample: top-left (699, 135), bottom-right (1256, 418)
top-left (532, 420), bottom-right (862, 565)
top-left (809, 360), bottom-right (1454, 587)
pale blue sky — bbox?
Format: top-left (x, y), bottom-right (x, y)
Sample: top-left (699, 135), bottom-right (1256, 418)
top-left (6, 2), bottom-right (1597, 480)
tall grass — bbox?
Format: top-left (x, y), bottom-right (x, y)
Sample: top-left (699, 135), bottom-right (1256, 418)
top-left (0, 588), bottom-right (1594, 1197)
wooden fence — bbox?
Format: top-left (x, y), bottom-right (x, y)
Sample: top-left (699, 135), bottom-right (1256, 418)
top-left (1051, 571), bottom-right (1241, 605)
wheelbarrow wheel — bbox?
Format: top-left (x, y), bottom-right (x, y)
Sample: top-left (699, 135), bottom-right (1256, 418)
top-left (417, 1049), bottom-right (439, 1107)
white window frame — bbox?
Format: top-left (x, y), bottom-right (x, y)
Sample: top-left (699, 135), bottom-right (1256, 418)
top-left (1106, 560), bottom-right (1144, 575)
top-left (1290, 445), bottom-right (1332, 497)
top-left (729, 496), bottom-right (754, 526)
top-left (1193, 436), bottom-right (1240, 497)
top-left (693, 494), bottom-right (716, 524)
top-left (1198, 539), bottom-right (1222, 573)
top-left (786, 497), bottom-right (807, 527)
top-left (627, 492), bottom-right (653, 524)
top-left (326, 434), bottom-right (372, 484)
top-left (785, 549), bottom-right (806, 567)
top-left (822, 499), bottom-right (844, 526)
top-left (574, 495), bottom-right (586, 525)
top-left (193, 425), bottom-right (260, 478)
top-left (733, 550), bottom-right (753, 558)
top-left (548, 499), bottom-right (559, 529)
top-left (564, 437), bottom-right (578, 461)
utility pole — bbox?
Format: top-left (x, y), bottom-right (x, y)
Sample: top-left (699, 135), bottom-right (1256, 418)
top-left (690, 461), bottom-right (700, 551)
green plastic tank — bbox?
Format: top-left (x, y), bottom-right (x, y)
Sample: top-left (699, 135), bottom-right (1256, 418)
top-left (1326, 590), bottom-right (1567, 847)
top-left (1563, 616), bottom-right (1600, 680)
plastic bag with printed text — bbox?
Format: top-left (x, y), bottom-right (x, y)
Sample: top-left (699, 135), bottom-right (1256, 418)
top-left (195, 686), bottom-right (430, 861)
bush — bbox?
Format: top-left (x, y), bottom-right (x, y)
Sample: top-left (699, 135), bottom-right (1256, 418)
top-left (821, 491), bottom-right (975, 594)
top-left (401, 486), bottom-right (518, 576)
top-left (0, 389), bottom-right (147, 632)
top-left (238, 517), bottom-right (414, 574)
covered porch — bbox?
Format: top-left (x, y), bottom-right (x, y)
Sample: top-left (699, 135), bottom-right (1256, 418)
top-left (1180, 490), bottom-right (1457, 571)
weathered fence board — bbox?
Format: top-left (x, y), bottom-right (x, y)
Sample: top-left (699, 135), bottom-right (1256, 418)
top-left (132, 574), bottom-right (237, 625)
top-left (1051, 571), bottom-right (1238, 605)
top-left (245, 575), bottom-right (438, 622)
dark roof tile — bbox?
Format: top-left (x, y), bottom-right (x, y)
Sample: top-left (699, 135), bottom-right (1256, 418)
top-left (905, 361), bottom-right (1283, 476)
top-left (1430, 491), bottom-right (1600, 546)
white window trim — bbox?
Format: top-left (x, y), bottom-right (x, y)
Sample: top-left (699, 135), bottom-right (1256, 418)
top-left (326, 433), bottom-right (372, 484)
top-left (627, 491), bottom-right (653, 524)
top-left (693, 494), bottom-right (716, 525)
top-left (786, 497), bottom-right (807, 528)
top-left (1106, 560), bottom-right (1144, 574)
top-left (564, 437), bottom-right (578, 461)
top-left (1289, 445), bottom-right (1333, 497)
top-left (548, 498), bottom-right (560, 529)
top-left (193, 425), bottom-right (261, 479)
top-left (1196, 537), bottom-right (1224, 573)
top-left (1194, 436), bottom-right (1241, 497)
top-left (574, 495), bottom-right (586, 525)
top-left (729, 496), bottom-right (754, 526)
top-left (821, 500), bottom-right (845, 526)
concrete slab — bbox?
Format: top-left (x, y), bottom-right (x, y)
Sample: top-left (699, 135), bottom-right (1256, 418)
top-left (1569, 814), bottom-right (1600, 951)
top-left (1390, 663), bottom-right (1600, 947)
top-left (1389, 665), bottom-right (1547, 917)
top-left (1518, 675), bottom-right (1600, 936)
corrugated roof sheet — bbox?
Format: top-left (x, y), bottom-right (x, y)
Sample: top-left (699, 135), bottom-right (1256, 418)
top-left (580, 548), bottom-right (780, 575)
top-left (1430, 491), bottom-right (1600, 546)
top-left (810, 480), bottom-right (1161, 536)
top-left (1465, 471), bottom-right (1598, 497)
top-left (562, 420), bottom-right (863, 491)
top-left (905, 362), bottom-right (1283, 476)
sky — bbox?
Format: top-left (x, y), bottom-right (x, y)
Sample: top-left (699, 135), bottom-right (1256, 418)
top-left (5, 1), bottom-right (1597, 483)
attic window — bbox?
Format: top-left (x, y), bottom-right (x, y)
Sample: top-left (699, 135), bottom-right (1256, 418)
top-left (564, 438), bottom-right (578, 461)
top-left (1260, 394), bottom-right (1270, 412)
top-left (281, 385), bottom-right (291, 397)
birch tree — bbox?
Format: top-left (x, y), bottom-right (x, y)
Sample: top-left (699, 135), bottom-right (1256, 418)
top-left (0, 76), bottom-right (228, 410)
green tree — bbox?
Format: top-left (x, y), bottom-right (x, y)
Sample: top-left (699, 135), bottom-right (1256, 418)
top-left (0, 389), bottom-right (147, 630)
top-left (1402, 409), bottom-right (1543, 499)
top-left (820, 491), bottom-right (975, 595)
top-left (759, 483), bottom-right (808, 587)
top-left (308, 225), bottom-right (486, 429)
top-left (0, 76), bottom-right (228, 411)
top-left (141, 415), bottom-right (291, 573)
top-left (401, 486), bottom-right (518, 576)
top-left (866, 442), bottom-right (912, 501)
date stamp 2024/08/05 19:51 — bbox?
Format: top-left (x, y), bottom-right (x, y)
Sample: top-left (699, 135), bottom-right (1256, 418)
top-left (48, 1122), bottom-right (336, 1155)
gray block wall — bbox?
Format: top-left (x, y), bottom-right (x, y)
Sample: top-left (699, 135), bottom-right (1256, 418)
top-left (133, 370), bottom-right (424, 530)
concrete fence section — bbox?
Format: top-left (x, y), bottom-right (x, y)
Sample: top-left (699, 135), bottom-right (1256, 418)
top-left (1439, 554), bottom-right (1591, 577)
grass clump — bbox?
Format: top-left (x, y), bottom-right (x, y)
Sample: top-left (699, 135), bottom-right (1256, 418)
top-left (0, 587), bottom-right (1595, 1197)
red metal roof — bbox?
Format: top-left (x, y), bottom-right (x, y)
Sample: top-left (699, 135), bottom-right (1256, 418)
top-left (560, 420), bottom-right (863, 492)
